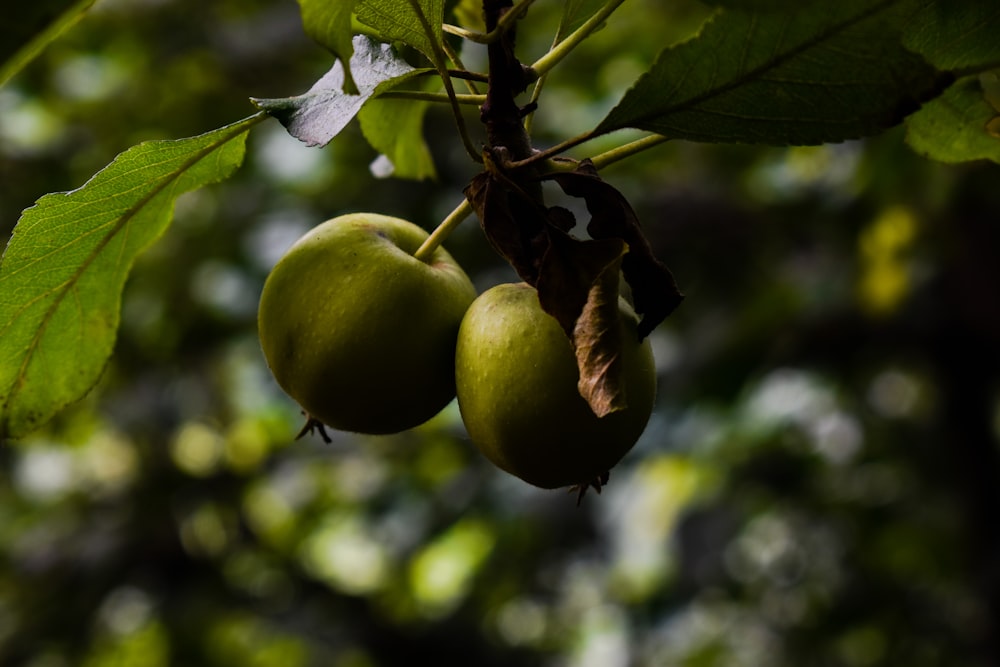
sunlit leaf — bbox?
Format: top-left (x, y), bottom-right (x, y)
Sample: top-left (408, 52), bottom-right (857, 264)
top-left (902, 0), bottom-right (1000, 72)
top-left (356, 0), bottom-right (445, 63)
top-left (597, 1), bottom-right (950, 145)
top-left (0, 0), bottom-right (96, 87)
top-left (296, 0), bottom-right (359, 94)
top-left (358, 96), bottom-right (436, 180)
top-left (252, 35), bottom-right (422, 148)
top-left (0, 115), bottom-right (260, 440)
top-left (905, 76), bottom-right (1000, 164)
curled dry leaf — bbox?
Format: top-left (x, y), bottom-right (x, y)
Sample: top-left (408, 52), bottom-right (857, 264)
top-left (538, 228), bottom-right (628, 416)
top-left (465, 157), bottom-right (683, 416)
top-left (464, 170), bottom-right (549, 284)
top-left (546, 160), bottom-right (684, 339)
top-left (465, 161), bottom-right (677, 418)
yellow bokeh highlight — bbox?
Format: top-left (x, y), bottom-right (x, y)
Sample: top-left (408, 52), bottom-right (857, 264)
top-left (857, 206), bottom-right (918, 315)
top-left (179, 503), bottom-right (237, 559)
top-left (610, 455), bottom-right (713, 601)
top-left (82, 621), bottom-right (170, 667)
top-left (242, 482), bottom-right (298, 551)
top-left (408, 518), bottom-right (495, 617)
top-left (170, 422), bottom-right (224, 477)
top-left (206, 615), bottom-right (308, 667)
top-left (299, 513), bottom-right (390, 595)
top-left (224, 417), bottom-right (272, 474)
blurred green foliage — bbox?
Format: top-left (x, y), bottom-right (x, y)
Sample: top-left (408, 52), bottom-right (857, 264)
top-left (2, 0), bottom-right (1000, 666)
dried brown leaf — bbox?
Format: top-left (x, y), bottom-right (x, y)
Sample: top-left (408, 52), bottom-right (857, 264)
top-left (464, 171), bottom-right (549, 284)
top-left (536, 229), bottom-right (628, 417)
top-left (547, 162), bottom-right (684, 338)
top-left (465, 163), bottom-right (661, 418)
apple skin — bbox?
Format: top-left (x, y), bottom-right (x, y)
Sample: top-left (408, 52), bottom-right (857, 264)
top-left (455, 282), bottom-right (656, 489)
top-left (258, 213), bottom-right (477, 434)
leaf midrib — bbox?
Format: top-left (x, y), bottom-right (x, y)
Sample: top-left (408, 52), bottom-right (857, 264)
top-left (611, 0), bottom-right (904, 132)
top-left (0, 115), bottom-right (261, 433)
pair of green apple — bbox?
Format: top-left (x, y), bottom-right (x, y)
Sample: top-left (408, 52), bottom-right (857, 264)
top-left (257, 213), bottom-right (656, 490)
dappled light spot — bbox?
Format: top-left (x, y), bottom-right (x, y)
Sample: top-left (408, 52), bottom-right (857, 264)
top-left (205, 615), bottom-right (310, 667)
top-left (601, 455), bottom-right (713, 602)
top-left (53, 53), bottom-right (132, 103)
top-left (170, 422), bottom-right (224, 477)
top-left (13, 448), bottom-right (73, 501)
top-left (82, 620), bottom-right (170, 667)
top-left (95, 587), bottom-right (155, 637)
top-left (867, 368), bottom-right (927, 419)
top-left (494, 597), bottom-right (548, 647)
top-left (224, 417), bottom-right (272, 473)
top-left (178, 503), bottom-right (238, 559)
top-left (857, 206), bottom-right (919, 316)
top-left (299, 514), bottom-right (389, 595)
top-left (408, 518), bottom-right (495, 618)
top-left (242, 482), bottom-right (298, 551)
top-left (0, 89), bottom-right (66, 155)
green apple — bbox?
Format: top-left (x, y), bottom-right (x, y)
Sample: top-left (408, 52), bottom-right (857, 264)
top-left (258, 213), bottom-right (477, 434)
top-left (455, 282), bottom-right (656, 489)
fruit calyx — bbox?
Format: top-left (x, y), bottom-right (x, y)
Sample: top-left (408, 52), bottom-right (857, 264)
top-left (295, 414), bottom-right (331, 444)
top-left (570, 470), bottom-right (611, 506)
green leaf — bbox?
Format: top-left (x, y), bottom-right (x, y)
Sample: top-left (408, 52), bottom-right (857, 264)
top-left (0, 0), bottom-right (96, 88)
top-left (358, 97), bottom-right (436, 180)
top-left (555, 0), bottom-right (609, 43)
top-left (902, 0), bottom-right (1000, 72)
top-left (355, 0), bottom-right (445, 62)
top-left (597, 1), bottom-right (950, 145)
top-left (699, 0), bottom-right (825, 10)
top-left (451, 0), bottom-right (485, 33)
top-left (905, 76), bottom-right (1000, 164)
top-left (252, 35), bottom-right (421, 148)
top-left (296, 0), bottom-right (359, 94)
top-left (0, 115), bottom-right (260, 440)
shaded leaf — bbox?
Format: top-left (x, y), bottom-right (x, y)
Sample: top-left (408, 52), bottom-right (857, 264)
top-left (547, 163), bottom-right (684, 339)
top-left (356, 0), bottom-right (445, 63)
top-left (902, 0), bottom-right (1000, 72)
top-left (0, 0), bottom-right (95, 87)
top-left (536, 231), bottom-right (629, 417)
top-left (464, 170), bottom-right (550, 285)
top-left (555, 0), bottom-right (609, 43)
top-left (296, 0), bottom-right (359, 94)
top-left (252, 35), bottom-right (420, 148)
top-left (700, 0), bottom-right (825, 10)
top-left (451, 0), bottom-right (486, 33)
top-left (983, 71), bottom-right (1000, 110)
top-left (905, 76), bottom-right (1000, 164)
top-left (597, 1), bottom-right (951, 145)
top-left (0, 115), bottom-right (260, 440)
top-left (358, 96), bottom-right (436, 180)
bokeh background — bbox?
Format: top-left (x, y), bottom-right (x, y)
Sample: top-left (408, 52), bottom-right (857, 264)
top-left (2, 1), bottom-right (1000, 665)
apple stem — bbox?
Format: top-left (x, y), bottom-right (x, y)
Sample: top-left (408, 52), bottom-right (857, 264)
top-left (527, 0), bottom-right (627, 79)
top-left (414, 199), bottom-right (474, 263)
top-left (589, 134), bottom-right (670, 170)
